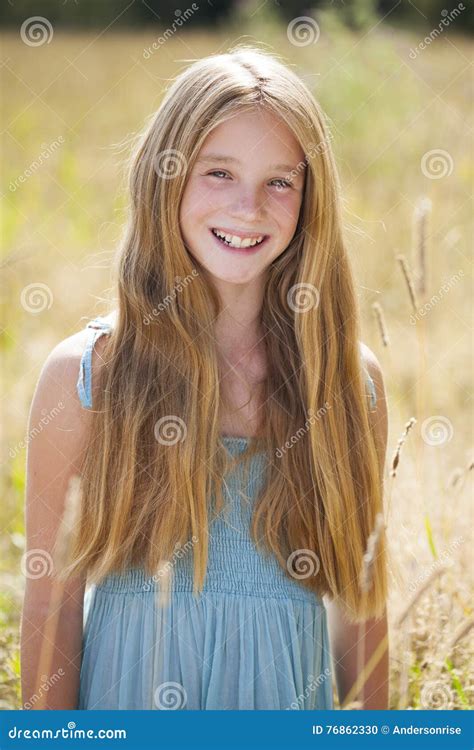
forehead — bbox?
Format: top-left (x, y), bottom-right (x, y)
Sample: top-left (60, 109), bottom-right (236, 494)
top-left (197, 108), bottom-right (304, 167)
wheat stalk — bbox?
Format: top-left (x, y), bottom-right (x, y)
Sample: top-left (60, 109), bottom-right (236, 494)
top-left (448, 616), bottom-right (474, 651)
top-left (397, 254), bottom-right (419, 314)
top-left (372, 301), bottom-right (389, 347)
top-left (413, 196), bottom-right (431, 299)
top-left (395, 566), bottom-right (448, 628)
top-left (390, 417), bottom-right (417, 479)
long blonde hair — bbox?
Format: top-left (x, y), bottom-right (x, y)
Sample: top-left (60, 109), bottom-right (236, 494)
top-left (66, 46), bottom-right (388, 623)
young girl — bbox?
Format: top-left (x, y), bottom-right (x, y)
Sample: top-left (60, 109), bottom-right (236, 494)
top-left (21, 46), bottom-right (389, 711)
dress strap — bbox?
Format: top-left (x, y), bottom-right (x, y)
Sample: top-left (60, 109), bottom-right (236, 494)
top-left (358, 342), bottom-right (377, 411)
top-left (365, 370), bottom-right (377, 410)
top-left (76, 317), bottom-right (113, 409)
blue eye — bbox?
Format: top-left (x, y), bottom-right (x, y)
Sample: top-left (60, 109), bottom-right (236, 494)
top-left (205, 172), bottom-right (292, 188)
top-left (207, 170), bottom-right (229, 179)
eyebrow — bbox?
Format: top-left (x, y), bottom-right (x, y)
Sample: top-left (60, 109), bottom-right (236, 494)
top-left (196, 153), bottom-right (301, 174)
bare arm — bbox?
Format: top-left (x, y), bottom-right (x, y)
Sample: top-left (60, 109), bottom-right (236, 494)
top-left (326, 346), bottom-right (389, 709)
top-left (20, 330), bottom-right (104, 709)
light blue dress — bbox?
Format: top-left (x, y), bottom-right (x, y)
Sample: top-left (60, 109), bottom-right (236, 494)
top-left (76, 317), bottom-right (377, 710)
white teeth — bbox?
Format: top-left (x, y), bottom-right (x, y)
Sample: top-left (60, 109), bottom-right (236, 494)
top-left (212, 229), bottom-right (264, 248)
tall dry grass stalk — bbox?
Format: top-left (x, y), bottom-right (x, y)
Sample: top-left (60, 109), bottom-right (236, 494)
top-left (395, 566), bottom-right (448, 629)
top-left (385, 417), bottom-right (417, 528)
top-left (33, 475), bottom-right (82, 709)
top-left (413, 196), bottom-right (431, 300)
top-left (396, 254), bottom-right (419, 315)
top-left (390, 417), bottom-right (417, 480)
top-left (400, 222), bottom-right (431, 578)
top-left (372, 301), bottom-right (390, 347)
top-left (395, 566), bottom-right (450, 708)
top-left (448, 617), bottom-right (474, 651)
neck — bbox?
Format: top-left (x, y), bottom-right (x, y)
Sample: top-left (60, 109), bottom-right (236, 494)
top-left (212, 280), bottom-right (265, 364)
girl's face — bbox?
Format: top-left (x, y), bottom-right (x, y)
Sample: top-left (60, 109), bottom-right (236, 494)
top-left (179, 108), bottom-right (305, 285)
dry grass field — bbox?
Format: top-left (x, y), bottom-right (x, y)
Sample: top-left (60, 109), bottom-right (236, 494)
top-left (1, 10), bottom-right (472, 709)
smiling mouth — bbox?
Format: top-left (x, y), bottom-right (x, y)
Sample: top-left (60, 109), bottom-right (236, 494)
top-left (211, 228), bottom-right (267, 249)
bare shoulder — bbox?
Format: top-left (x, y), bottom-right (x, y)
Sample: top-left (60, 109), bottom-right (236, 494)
top-left (24, 326), bottom-right (112, 604)
top-left (33, 327), bottom-right (108, 412)
top-left (28, 326), bottom-right (110, 475)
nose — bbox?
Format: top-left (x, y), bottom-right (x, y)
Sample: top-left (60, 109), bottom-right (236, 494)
top-left (228, 184), bottom-right (266, 223)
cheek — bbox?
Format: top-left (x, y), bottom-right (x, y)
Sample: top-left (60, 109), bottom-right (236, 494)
top-left (269, 192), bottom-right (302, 230)
top-left (181, 181), bottom-right (224, 221)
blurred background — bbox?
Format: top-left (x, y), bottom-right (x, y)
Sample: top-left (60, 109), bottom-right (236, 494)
top-left (1, 0), bottom-right (472, 710)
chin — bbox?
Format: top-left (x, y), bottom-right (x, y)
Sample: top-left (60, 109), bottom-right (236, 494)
top-left (201, 261), bottom-right (262, 284)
